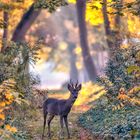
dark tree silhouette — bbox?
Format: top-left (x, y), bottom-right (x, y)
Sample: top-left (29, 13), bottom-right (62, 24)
top-left (12, 4), bottom-right (41, 42)
top-left (102, 0), bottom-right (114, 49)
top-left (76, 0), bottom-right (97, 81)
top-left (102, 0), bottom-right (123, 50)
top-left (1, 11), bottom-right (9, 52)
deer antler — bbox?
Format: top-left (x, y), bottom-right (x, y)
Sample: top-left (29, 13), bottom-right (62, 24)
top-left (75, 80), bottom-right (79, 88)
top-left (70, 79), bottom-right (74, 88)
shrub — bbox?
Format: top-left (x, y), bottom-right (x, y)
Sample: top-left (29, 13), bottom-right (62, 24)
top-left (78, 45), bottom-right (140, 139)
top-left (97, 45), bottom-right (140, 104)
top-left (0, 41), bottom-right (40, 139)
top-left (79, 105), bottom-right (140, 139)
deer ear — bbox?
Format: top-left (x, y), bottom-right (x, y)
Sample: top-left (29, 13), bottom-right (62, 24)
top-left (77, 84), bottom-right (82, 91)
top-left (67, 84), bottom-right (73, 91)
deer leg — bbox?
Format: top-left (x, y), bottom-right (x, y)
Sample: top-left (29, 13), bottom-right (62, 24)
top-left (42, 112), bottom-right (47, 139)
top-left (47, 114), bottom-right (54, 138)
top-left (64, 116), bottom-right (70, 139)
top-left (59, 116), bottom-right (64, 138)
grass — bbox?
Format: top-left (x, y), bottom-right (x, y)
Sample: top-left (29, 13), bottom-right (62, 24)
top-left (20, 83), bottom-right (106, 140)
top-left (24, 109), bottom-right (93, 140)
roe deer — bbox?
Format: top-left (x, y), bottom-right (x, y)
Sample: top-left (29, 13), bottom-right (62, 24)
top-left (42, 80), bottom-right (82, 139)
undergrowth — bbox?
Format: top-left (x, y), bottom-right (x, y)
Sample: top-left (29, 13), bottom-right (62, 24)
top-left (79, 105), bottom-right (140, 139)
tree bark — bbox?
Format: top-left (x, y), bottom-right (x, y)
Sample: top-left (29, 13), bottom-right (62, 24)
top-left (12, 4), bottom-right (41, 42)
top-left (102, 0), bottom-right (123, 49)
top-left (11, 4), bottom-right (41, 75)
top-left (76, 0), bottom-right (97, 81)
top-left (1, 11), bottom-right (9, 52)
top-left (68, 42), bottom-right (78, 81)
top-left (114, 0), bottom-right (123, 29)
top-left (102, 0), bottom-right (114, 49)
top-left (114, 0), bottom-right (123, 48)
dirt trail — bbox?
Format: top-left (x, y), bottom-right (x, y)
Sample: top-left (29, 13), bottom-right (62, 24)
top-left (25, 91), bottom-right (96, 140)
top-left (26, 109), bottom-right (93, 140)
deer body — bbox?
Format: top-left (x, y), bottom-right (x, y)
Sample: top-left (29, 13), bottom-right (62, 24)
top-left (43, 97), bottom-right (74, 116)
top-left (42, 81), bottom-right (82, 139)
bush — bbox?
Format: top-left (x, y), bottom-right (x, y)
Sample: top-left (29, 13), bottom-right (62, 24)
top-left (0, 41), bottom-right (40, 139)
top-left (79, 105), bottom-right (140, 139)
top-left (78, 45), bottom-right (140, 139)
top-left (98, 46), bottom-right (140, 97)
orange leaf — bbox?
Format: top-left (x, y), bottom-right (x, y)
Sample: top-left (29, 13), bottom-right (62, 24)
top-left (0, 114), bottom-right (5, 120)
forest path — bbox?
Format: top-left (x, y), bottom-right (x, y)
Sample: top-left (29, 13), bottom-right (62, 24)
top-left (25, 85), bottom-right (105, 140)
top-left (26, 110), bottom-right (93, 140)
top-left (26, 92), bottom-right (94, 140)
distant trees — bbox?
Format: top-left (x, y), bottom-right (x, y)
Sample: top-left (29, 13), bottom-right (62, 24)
top-left (68, 42), bottom-right (78, 81)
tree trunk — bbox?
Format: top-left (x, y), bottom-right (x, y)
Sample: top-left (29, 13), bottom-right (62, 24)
top-left (1, 11), bottom-right (9, 52)
top-left (11, 4), bottom-right (41, 75)
top-left (102, 0), bottom-right (114, 49)
top-left (76, 0), bottom-right (97, 81)
top-left (68, 42), bottom-right (78, 81)
top-left (114, 0), bottom-right (123, 29)
top-left (12, 4), bottom-right (41, 42)
top-left (114, 0), bottom-right (123, 48)
top-left (102, 0), bottom-right (123, 49)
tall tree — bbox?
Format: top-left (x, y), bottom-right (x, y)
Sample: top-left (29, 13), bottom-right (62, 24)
top-left (114, 0), bottom-right (123, 48)
top-left (1, 11), bottom-right (9, 52)
top-left (102, 0), bottom-right (113, 49)
top-left (76, 0), bottom-right (97, 81)
top-left (10, 4), bottom-right (41, 75)
top-left (12, 4), bottom-right (41, 42)
top-left (102, 0), bottom-right (123, 50)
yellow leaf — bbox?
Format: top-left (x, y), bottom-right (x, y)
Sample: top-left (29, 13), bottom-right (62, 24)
top-left (68, 0), bottom-right (76, 4)
top-left (5, 125), bottom-right (17, 133)
top-left (75, 46), bottom-right (81, 55)
top-left (5, 93), bottom-right (14, 100)
top-left (59, 41), bottom-right (68, 51)
top-left (0, 102), bottom-right (6, 107)
top-left (1, 0), bottom-right (10, 3)
top-left (5, 101), bottom-right (12, 105)
top-left (117, 94), bottom-right (128, 100)
top-left (5, 124), bottom-right (11, 130)
top-left (10, 127), bottom-right (17, 133)
top-left (86, 1), bottom-right (103, 25)
top-left (0, 129), bottom-right (3, 135)
top-left (0, 109), bottom-right (4, 113)
top-left (0, 114), bottom-right (5, 120)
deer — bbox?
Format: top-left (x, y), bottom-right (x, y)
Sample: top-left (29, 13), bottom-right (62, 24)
top-left (42, 80), bottom-right (82, 139)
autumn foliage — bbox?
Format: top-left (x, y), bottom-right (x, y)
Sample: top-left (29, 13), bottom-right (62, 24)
top-left (0, 79), bottom-right (17, 137)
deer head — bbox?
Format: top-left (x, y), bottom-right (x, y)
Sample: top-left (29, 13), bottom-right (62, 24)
top-left (67, 80), bottom-right (82, 99)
